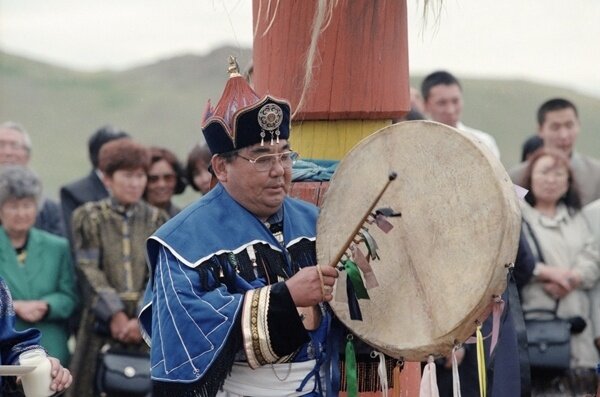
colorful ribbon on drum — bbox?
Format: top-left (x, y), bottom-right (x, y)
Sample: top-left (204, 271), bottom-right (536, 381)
top-left (342, 259), bottom-right (370, 320)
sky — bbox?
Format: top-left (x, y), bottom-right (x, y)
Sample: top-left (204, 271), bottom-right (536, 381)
top-left (1, 0), bottom-right (599, 97)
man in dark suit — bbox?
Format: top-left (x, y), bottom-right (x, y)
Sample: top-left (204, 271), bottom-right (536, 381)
top-left (59, 125), bottom-right (129, 243)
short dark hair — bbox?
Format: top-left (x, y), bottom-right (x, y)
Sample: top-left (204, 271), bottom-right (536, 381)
top-left (421, 70), bottom-right (461, 101)
top-left (185, 144), bottom-right (213, 192)
top-left (88, 125), bottom-right (130, 168)
top-left (520, 147), bottom-right (581, 211)
top-left (536, 98), bottom-right (578, 126)
top-left (520, 135), bottom-right (544, 162)
top-left (98, 139), bottom-right (150, 176)
top-left (148, 146), bottom-right (187, 194)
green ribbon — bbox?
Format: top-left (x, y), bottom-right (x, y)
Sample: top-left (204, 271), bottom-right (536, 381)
top-left (345, 337), bottom-right (358, 397)
top-left (343, 259), bottom-right (370, 299)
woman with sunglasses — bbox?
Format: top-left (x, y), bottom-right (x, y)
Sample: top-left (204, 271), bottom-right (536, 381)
top-left (143, 146), bottom-right (187, 218)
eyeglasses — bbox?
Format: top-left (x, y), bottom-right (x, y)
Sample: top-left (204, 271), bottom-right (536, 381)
top-left (2, 199), bottom-right (37, 214)
top-left (236, 151), bottom-right (298, 172)
top-left (533, 169), bottom-right (569, 180)
top-left (147, 173), bottom-right (177, 183)
top-left (0, 140), bottom-right (27, 151)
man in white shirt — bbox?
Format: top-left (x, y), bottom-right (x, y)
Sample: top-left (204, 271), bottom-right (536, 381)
top-left (421, 70), bottom-right (501, 159)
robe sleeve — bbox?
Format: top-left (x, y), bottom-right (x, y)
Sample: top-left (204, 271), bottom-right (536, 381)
top-left (141, 243), bottom-right (243, 388)
top-left (573, 234), bottom-right (600, 290)
top-left (241, 282), bottom-right (309, 368)
top-left (0, 278), bottom-right (43, 365)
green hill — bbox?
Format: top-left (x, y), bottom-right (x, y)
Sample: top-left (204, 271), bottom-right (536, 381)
top-left (0, 46), bottom-right (251, 203)
top-left (1, 47), bottom-right (599, 204)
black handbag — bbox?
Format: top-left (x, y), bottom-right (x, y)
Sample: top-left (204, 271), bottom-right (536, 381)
top-left (524, 308), bottom-right (571, 371)
top-left (521, 219), bottom-right (572, 372)
top-left (96, 346), bottom-right (151, 397)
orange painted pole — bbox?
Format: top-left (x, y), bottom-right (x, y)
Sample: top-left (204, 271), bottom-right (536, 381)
top-left (252, 1), bottom-right (409, 120)
top-left (252, 1), bottom-right (419, 396)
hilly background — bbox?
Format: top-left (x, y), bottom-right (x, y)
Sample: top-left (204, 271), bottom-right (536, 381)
top-left (1, 46), bottom-right (599, 204)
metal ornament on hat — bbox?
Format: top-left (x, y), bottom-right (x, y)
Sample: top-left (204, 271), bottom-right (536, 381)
top-left (227, 55), bottom-right (241, 77)
top-left (257, 103), bottom-right (284, 146)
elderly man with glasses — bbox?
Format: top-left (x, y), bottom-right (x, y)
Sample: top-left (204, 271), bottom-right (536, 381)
top-left (0, 121), bottom-right (65, 237)
top-left (139, 61), bottom-right (339, 397)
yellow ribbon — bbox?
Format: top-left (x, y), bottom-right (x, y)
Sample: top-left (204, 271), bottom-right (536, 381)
top-left (476, 324), bottom-right (486, 397)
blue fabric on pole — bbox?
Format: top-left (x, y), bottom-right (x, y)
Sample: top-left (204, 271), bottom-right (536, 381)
top-left (292, 159), bottom-right (339, 182)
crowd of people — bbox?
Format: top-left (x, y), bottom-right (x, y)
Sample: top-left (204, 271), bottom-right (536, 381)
top-left (0, 66), bottom-right (599, 397)
top-left (0, 121), bottom-right (211, 396)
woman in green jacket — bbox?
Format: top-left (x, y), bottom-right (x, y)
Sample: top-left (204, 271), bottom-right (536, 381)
top-left (0, 165), bottom-right (77, 366)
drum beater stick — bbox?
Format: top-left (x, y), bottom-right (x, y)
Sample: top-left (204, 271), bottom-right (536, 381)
top-left (327, 171), bottom-right (397, 268)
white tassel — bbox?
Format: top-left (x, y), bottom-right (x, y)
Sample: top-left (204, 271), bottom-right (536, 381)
top-left (452, 346), bottom-right (462, 397)
top-left (419, 355), bottom-right (440, 397)
top-left (373, 351), bottom-right (389, 397)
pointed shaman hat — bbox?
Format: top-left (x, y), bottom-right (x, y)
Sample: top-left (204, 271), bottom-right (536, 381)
top-left (202, 56), bottom-right (291, 155)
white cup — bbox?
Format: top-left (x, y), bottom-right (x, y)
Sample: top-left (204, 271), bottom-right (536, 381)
top-left (19, 349), bottom-right (54, 397)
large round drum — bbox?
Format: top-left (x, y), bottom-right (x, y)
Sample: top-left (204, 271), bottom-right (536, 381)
top-left (317, 121), bottom-right (521, 361)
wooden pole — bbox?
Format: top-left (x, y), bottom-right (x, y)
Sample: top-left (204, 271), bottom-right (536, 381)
top-left (253, 0), bottom-right (411, 159)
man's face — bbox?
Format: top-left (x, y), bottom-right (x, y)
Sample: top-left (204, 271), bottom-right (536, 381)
top-left (424, 83), bottom-right (463, 128)
top-left (0, 127), bottom-right (29, 165)
top-left (538, 107), bottom-right (580, 156)
top-left (215, 140), bottom-right (292, 221)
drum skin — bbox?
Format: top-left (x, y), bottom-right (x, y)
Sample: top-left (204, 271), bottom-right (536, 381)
top-left (317, 120), bottom-right (521, 361)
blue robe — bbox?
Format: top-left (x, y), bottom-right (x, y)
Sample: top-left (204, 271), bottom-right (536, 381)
top-left (140, 184), bottom-right (329, 396)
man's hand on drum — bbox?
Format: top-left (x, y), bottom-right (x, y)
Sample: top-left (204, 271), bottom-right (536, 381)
top-left (286, 265), bottom-right (339, 306)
